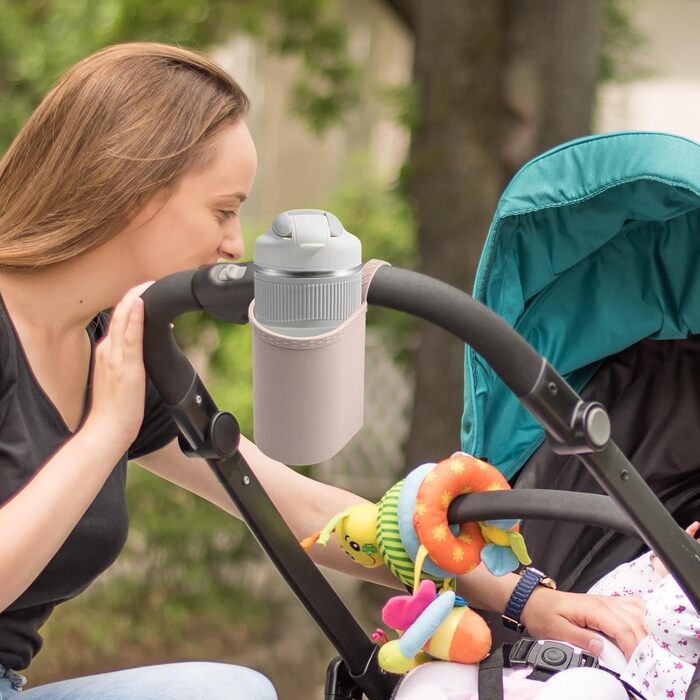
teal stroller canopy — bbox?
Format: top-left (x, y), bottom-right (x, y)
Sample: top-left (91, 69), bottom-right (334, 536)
top-left (461, 131), bottom-right (700, 481)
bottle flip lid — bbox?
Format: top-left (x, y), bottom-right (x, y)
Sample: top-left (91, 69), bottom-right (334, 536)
top-left (254, 209), bottom-right (362, 273)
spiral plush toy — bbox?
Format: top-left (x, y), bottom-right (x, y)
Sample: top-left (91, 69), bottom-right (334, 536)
top-left (301, 452), bottom-right (533, 673)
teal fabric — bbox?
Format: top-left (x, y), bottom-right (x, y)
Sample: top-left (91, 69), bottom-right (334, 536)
top-left (460, 132), bottom-right (700, 480)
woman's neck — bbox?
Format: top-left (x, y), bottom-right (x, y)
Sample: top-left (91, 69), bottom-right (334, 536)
top-left (0, 240), bottom-right (147, 340)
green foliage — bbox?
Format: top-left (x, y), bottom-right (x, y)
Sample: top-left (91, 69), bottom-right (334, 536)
top-left (379, 83), bottom-right (420, 132)
top-left (0, 0), bottom-right (359, 152)
top-left (269, 0), bottom-right (360, 133)
top-left (600, 0), bottom-right (648, 84)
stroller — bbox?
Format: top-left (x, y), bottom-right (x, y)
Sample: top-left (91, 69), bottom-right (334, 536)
top-left (140, 131), bottom-right (700, 699)
top-left (460, 130), bottom-right (700, 649)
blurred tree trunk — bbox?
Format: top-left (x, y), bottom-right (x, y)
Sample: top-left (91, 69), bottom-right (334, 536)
top-left (386, 0), bottom-right (604, 469)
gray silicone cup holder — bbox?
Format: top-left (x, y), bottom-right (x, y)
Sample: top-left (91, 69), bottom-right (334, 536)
top-left (249, 259), bottom-right (390, 465)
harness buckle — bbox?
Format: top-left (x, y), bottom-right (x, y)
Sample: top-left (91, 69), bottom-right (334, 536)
top-left (509, 638), bottom-right (599, 676)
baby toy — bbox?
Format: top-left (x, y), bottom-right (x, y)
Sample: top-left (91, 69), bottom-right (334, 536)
top-left (301, 452), bottom-right (533, 673)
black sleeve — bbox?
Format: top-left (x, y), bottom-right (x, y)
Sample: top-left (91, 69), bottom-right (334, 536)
top-left (127, 375), bottom-right (180, 460)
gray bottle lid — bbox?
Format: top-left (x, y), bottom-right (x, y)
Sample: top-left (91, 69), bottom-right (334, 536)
top-left (254, 209), bottom-right (361, 272)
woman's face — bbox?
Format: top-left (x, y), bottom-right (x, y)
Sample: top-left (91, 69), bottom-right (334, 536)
top-left (124, 119), bottom-right (257, 280)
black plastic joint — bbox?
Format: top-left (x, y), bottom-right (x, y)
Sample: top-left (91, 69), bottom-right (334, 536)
top-left (521, 362), bottom-right (611, 455)
top-left (168, 373), bottom-right (241, 460)
top-left (209, 411), bottom-right (241, 457)
top-left (178, 411), bottom-right (240, 460)
top-left (324, 657), bottom-right (364, 700)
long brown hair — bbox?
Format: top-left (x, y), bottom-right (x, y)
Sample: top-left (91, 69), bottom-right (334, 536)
top-left (0, 42), bottom-right (250, 270)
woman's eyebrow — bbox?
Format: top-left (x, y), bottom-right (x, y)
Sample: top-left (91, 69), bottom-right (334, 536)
top-left (214, 191), bottom-right (247, 202)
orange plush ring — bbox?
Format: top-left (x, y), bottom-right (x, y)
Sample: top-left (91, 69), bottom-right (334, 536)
top-left (413, 453), bottom-right (511, 575)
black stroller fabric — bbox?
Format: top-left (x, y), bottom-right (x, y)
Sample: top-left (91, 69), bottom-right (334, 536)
top-left (516, 334), bottom-right (700, 594)
top-left (481, 334), bottom-right (700, 649)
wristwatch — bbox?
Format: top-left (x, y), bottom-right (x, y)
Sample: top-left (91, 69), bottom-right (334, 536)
top-left (502, 566), bottom-right (557, 633)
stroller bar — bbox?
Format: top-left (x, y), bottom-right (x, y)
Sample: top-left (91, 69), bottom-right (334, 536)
top-left (447, 490), bottom-right (639, 537)
top-left (366, 265), bottom-right (700, 613)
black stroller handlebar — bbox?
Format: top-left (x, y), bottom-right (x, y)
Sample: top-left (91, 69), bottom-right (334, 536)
top-left (140, 261), bottom-right (700, 700)
top-left (448, 490), bottom-right (639, 537)
top-left (142, 263), bottom-right (254, 405)
top-left (367, 266), bottom-right (545, 398)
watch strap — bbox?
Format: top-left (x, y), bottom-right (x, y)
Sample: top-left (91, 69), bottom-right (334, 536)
top-left (502, 567), bottom-right (545, 632)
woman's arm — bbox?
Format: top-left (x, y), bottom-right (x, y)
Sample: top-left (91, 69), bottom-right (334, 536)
top-left (0, 420), bottom-right (135, 612)
top-left (135, 436), bottom-right (647, 656)
top-left (134, 434), bottom-right (398, 585)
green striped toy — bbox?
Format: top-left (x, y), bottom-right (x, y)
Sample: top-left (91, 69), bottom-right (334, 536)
top-left (377, 480), bottom-right (443, 589)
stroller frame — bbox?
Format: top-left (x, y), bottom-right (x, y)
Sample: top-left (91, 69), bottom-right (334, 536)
top-left (141, 261), bottom-right (700, 700)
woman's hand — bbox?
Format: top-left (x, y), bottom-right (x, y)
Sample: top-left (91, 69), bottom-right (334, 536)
top-left (87, 282), bottom-right (154, 447)
top-left (520, 586), bottom-right (647, 659)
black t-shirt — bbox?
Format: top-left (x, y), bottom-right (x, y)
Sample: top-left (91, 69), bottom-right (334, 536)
top-left (0, 302), bottom-right (180, 670)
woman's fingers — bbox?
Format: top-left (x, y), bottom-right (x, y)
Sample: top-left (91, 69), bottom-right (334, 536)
top-left (104, 282), bottom-right (154, 360)
top-left (521, 589), bottom-right (646, 660)
top-left (122, 282), bottom-right (153, 358)
top-left (562, 595), bottom-right (646, 659)
top-left (123, 297), bottom-right (144, 356)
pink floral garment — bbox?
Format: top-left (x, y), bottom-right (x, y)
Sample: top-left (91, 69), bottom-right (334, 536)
top-left (588, 550), bottom-right (700, 699)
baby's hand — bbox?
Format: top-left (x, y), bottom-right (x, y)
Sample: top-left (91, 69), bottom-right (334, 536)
top-left (651, 521), bottom-right (700, 577)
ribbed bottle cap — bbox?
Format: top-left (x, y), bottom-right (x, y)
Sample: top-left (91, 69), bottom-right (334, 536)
top-left (253, 209), bottom-right (362, 336)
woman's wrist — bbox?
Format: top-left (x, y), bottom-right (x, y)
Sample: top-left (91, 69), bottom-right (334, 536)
top-left (80, 414), bottom-right (133, 461)
top-left (455, 564), bottom-right (520, 612)
top-left (519, 583), bottom-right (555, 630)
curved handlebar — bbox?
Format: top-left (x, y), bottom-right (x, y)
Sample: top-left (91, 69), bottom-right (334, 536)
top-left (141, 263), bottom-right (254, 405)
top-left (367, 266), bottom-right (544, 397)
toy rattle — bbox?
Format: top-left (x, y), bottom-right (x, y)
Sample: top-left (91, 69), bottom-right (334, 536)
top-left (301, 452), bottom-right (533, 673)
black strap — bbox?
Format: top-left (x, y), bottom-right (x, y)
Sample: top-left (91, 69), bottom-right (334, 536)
top-left (527, 668), bottom-right (555, 682)
top-left (477, 644), bottom-right (510, 700)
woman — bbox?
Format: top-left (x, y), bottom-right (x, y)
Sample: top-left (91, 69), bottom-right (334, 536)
top-left (0, 42), bottom-right (646, 698)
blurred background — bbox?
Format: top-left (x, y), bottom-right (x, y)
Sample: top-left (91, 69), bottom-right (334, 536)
top-left (0, 0), bottom-right (697, 697)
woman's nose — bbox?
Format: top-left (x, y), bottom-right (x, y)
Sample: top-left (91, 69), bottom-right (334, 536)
top-left (219, 233), bottom-right (244, 260)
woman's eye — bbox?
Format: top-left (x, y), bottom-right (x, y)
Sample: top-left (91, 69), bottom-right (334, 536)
top-left (219, 210), bottom-right (238, 220)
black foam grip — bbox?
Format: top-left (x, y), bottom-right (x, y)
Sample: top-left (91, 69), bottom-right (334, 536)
top-left (448, 490), bottom-right (638, 537)
top-left (142, 269), bottom-right (201, 406)
top-left (366, 266), bottom-right (544, 397)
